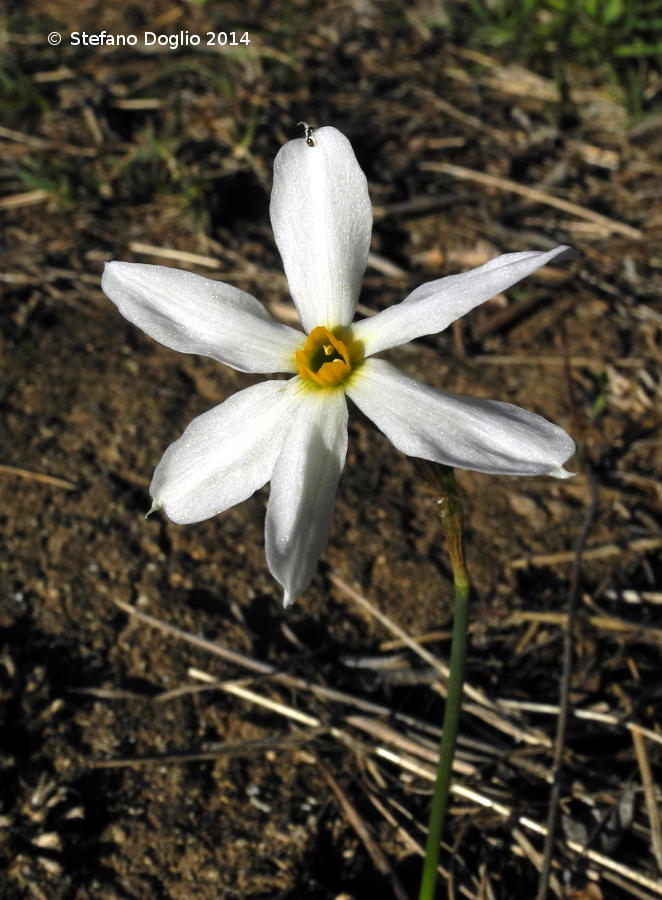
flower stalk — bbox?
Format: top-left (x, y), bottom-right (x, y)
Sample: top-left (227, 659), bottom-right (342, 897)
top-left (415, 461), bottom-right (471, 900)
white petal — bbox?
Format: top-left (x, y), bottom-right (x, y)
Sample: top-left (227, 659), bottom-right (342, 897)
top-left (265, 387), bottom-right (348, 607)
top-left (150, 378), bottom-right (303, 524)
top-left (102, 262), bottom-right (303, 373)
top-left (347, 359), bottom-right (575, 477)
top-left (353, 246), bottom-right (574, 356)
top-left (270, 126), bottom-right (372, 332)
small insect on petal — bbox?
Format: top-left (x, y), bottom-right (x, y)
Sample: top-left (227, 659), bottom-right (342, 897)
top-left (298, 121), bottom-right (316, 146)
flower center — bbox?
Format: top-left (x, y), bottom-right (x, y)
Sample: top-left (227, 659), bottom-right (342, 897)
top-left (296, 326), bottom-right (364, 388)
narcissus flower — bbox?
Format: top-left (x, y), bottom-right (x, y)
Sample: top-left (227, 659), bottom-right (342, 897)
top-left (102, 126), bottom-right (575, 607)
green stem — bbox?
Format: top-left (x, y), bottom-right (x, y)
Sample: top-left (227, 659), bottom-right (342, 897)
top-left (415, 462), bottom-right (471, 900)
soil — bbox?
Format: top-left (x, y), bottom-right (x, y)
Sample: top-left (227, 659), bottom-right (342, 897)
top-left (1, 2), bottom-right (661, 899)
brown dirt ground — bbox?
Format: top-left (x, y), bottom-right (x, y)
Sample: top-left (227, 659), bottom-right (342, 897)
top-left (1, 2), bottom-right (661, 899)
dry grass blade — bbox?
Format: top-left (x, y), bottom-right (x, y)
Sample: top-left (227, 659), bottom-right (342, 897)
top-left (345, 715), bottom-right (476, 776)
top-left (331, 573), bottom-right (550, 747)
top-left (113, 602), bottom-right (491, 771)
top-left (416, 87), bottom-right (510, 145)
top-left (496, 699), bottom-right (662, 747)
top-left (189, 667), bottom-right (320, 727)
top-left (601, 870), bottom-right (662, 900)
top-left (535, 462), bottom-right (598, 900)
top-left (378, 749), bottom-right (662, 897)
top-left (0, 124), bottom-right (97, 156)
top-left (112, 599), bottom-right (451, 733)
top-left (421, 161), bottom-right (643, 239)
top-left (631, 728), bottom-right (662, 871)
top-left (0, 463), bottom-right (77, 491)
top-left (318, 758), bottom-right (411, 900)
top-left (185, 669), bottom-right (483, 779)
top-left (329, 572), bottom-right (456, 682)
top-left (476, 863), bottom-right (497, 900)
top-left (127, 242), bottom-right (222, 269)
top-left (473, 355), bottom-right (645, 369)
top-left (365, 793), bottom-right (473, 897)
top-left (0, 189), bottom-right (51, 209)
top-left (509, 537), bottom-right (662, 569)
top-left (90, 732), bottom-right (318, 768)
top-left (112, 583), bottom-right (659, 898)
top-left (503, 610), bottom-right (662, 645)
top-left (512, 828), bottom-right (563, 899)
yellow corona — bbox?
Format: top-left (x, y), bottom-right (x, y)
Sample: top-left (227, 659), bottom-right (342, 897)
top-left (296, 326), bottom-right (364, 388)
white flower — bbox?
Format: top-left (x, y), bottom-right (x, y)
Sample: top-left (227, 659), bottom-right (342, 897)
top-left (102, 126), bottom-right (575, 607)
